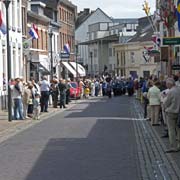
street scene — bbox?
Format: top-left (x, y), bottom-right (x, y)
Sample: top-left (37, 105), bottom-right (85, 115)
top-left (0, 0), bottom-right (180, 180)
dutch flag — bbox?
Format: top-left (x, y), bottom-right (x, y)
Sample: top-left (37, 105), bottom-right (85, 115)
top-left (0, 10), bottom-right (6, 35)
top-left (29, 24), bottom-right (39, 39)
top-left (64, 43), bottom-right (70, 54)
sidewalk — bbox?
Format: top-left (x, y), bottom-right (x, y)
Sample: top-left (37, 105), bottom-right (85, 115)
top-left (0, 100), bottom-right (80, 144)
top-left (136, 98), bottom-right (180, 177)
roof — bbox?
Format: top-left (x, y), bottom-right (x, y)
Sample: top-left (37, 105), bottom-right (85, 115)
top-left (128, 16), bottom-right (154, 43)
top-left (128, 25), bottom-right (154, 43)
top-left (79, 34), bottom-right (119, 45)
top-left (59, 0), bottom-right (77, 10)
top-left (75, 8), bottom-right (112, 31)
top-left (27, 10), bottom-right (50, 23)
top-left (112, 18), bottom-right (138, 24)
top-left (31, 0), bottom-right (58, 9)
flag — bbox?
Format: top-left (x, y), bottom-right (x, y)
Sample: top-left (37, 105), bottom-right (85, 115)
top-left (0, 10), bottom-right (6, 35)
top-left (177, 0), bottom-right (180, 31)
top-left (63, 43), bottom-right (70, 54)
top-left (151, 35), bottom-right (161, 47)
top-left (29, 24), bottom-right (39, 39)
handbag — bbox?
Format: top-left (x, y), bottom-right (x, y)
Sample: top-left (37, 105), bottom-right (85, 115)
top-left (28, 98), bottom-right (33, 105)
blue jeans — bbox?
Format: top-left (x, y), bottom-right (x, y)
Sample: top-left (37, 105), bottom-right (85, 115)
top-left (14, 99), bottom-right (24, 120)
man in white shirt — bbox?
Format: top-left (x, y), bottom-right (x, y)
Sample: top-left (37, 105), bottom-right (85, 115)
top-left (12, 78), bottom-right (24, 120)
top-left (40, 76), bottom-right (50, 112)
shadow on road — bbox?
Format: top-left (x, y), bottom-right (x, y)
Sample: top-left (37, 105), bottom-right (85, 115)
top-left (25, 118), bottom-right (140, 180)
top-left (65, 96), bottom-right (134, 118)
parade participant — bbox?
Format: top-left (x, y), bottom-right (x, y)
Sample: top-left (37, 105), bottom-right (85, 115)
top-left (127, 77), bottom-right (134, 96)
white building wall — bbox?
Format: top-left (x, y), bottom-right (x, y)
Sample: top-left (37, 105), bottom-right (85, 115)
top-left (75, 9), bottom-right (112, 65)
top-left (0, 1), bottom-right (23, 91)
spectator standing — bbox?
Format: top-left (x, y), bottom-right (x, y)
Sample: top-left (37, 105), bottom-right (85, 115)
top-left (79, 79), bottom-right (84, 99)
top-left (12, 78), bottom-right (24, 120)
top-left (95, 80), bottom-right (100, 96)
top-left (22, 83), bottom-right (32, 119)
top-left (147, 81), bottom-right (161, 126)
top-left (51, 79), bottom-right (59, 108)
top-left (33, 93), bottom-right (40, 120)
top-left (40, 76), bottom-right (50, 112)
top-left (164, 78), bottom-right (180, 152)
top-left (58, 79), bottom-right (67, 109)
top-left (66, 79), bottom-right (71, 105)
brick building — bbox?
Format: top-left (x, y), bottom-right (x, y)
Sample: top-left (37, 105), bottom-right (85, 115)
top-left (27, 1), bottom-right (50, 81)
top-left (58, 0), bottom-right (77, 55)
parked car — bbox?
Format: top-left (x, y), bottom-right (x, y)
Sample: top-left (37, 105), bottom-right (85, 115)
top-left (69, 82), bottom-right (81, 99)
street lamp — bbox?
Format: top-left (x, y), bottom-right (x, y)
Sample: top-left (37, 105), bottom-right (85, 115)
top-left (3, 0), bottom-right (12, 122)
top-left (90, 51), bottom-right (93, 77)
top-left (48, 26), bottom-right (53, 80)
top-left (75, 45), bottom-right (78, 81)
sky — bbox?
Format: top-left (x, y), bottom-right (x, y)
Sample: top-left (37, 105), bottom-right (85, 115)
top-left (71, 0), bottom-right (156, 18)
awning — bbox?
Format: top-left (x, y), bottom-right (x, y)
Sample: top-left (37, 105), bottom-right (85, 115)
top-left (69, 62), bottom-right (86, 77)
top-left (62, 61), bottom-right (77, 77)
top-left (31, 62), bottom-right (50, 75)
top-left (39, 63), bottom-right (50, 75)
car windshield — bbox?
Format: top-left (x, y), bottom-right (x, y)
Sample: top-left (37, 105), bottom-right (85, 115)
top-left (70, 82), bottom-right (77, 88)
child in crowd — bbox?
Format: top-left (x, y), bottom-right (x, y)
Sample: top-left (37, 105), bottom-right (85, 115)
top-left (33, 93), bottom-right (40, 120)
top-left (84, 85), bottom-right (90, 99)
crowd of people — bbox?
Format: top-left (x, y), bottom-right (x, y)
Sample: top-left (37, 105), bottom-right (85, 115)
top-left (139, 72), bottom-right (180, 153)
top-left (9, 72), bottom-right (180, 153)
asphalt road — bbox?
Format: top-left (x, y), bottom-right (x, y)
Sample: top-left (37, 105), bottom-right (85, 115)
top-left (0, 96), bottom-right (141, 180)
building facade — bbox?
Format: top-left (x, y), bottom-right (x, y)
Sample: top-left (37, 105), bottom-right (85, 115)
top-left (0, 1), bottom-right (23, 91)
top-left (75, 8), bottom-right (113, 67)
top-left (58, 0), bottom-right (76, 55)
top-left (114, 17), bottom-right (159, 79)
top-left (27, 1), bottom-right (50, 81)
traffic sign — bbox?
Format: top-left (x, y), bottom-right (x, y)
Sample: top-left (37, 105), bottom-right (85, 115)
top-left (60, 52), bottom-right (70, 59)
top-left (172, 64), bottom-right (180, 70)
top-left (163, 37), bottom-right (180, 45)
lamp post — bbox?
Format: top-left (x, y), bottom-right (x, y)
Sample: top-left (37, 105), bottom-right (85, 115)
top-left (3, 0), bottom-right (12, 122)
top-left (75, 45), bottom-right (78, 81)
top-left (48, 26), bottom-right (53, 80)
top-left (90, 52), bottom-right (93, 77)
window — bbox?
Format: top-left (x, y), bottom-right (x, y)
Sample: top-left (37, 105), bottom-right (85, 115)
top-left (12, 1), bottom-right (16, 27)
top-left (113, 48), bottom-right (115, 56)
top-left (143, 71), bottom-right (150, 78)
top-left (126, 24), bottom-right (132, 32)
top-left (94, 49), bottom-right (97, 58)
top-left (22, 7), bottom-right (26, 35)
top-left (18, 48), bottom-right (21, 75)
top-left (13, 49), bottom-right (16, 78)
top-left (109, 48), bottom-right (112, 57)
top-left (17, 0), bottom-right (21, 28)
top-left (41, 30), bottom-right (43, 50)
top-left (130, 52), bottom-right (135, 63)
